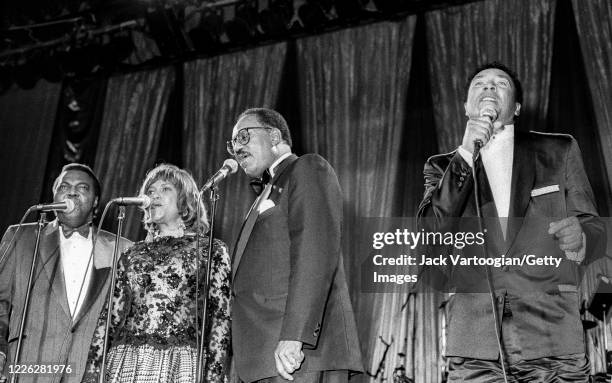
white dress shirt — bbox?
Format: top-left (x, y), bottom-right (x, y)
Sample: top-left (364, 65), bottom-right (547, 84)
top-left (458, 125), bottom-right (514, 238)
top-left (269, 152), bottom-right (293, 177)
top-left (59, 226), bottom-right (94, 318)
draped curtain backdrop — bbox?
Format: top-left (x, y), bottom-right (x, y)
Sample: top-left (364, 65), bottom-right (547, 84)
top-left (571, 0), bottom-right (612, 196)
top-left (94, 67), bottom-right (175, 241)
top-left (425, 0), bottom-right (556, 153)
top-left (0, 81), bottom-right (61, 234)
top-left (295, 18), bottom-right (444, 383)
top-left (182, 43), bottom-right (287, 253)
top-left (571, 0), bottom-right (612, 372)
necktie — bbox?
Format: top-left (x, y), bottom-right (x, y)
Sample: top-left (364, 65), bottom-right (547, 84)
top-left (475, 159), bottom-right (496, 217)
top-left (474, 159), bottom-right (504, 252)
top-left (62, 223), bottom-right (91, 239)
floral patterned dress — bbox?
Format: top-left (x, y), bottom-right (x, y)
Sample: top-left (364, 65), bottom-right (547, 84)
top-left (84, 234), bottom-right (231, 383)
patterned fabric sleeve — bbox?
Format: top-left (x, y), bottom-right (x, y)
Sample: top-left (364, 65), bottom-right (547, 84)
top-left (82, 252), bottom-right (133, 382)
top-left (203, 238), bottom-right (231, 383)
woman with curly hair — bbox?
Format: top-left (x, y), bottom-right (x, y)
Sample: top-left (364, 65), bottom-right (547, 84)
top-left (85, 164), bottom-right (230, 383)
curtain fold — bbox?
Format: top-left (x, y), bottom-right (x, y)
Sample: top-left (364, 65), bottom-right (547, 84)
top-left (0, 81), bottom-right (61, 234)
top-left (571, 0), bottom-right (612, 196)
top-left (425, 0), bottom-right (556, 152)
top-left (94, 67), bottom-right (175, 241)
top-left (294, 18), bottom-right (441, 383)
top-left (182, 43), bottom-right (287, 252)
top-left (571, 1), bottom-right (612, 372)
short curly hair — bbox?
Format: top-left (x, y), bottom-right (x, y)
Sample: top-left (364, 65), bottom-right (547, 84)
top-left (138, 164), bottom-right (209, 235)
top-left (237, 108), bottom-right (293, 147)
top-left (52, 163), bottom-right (101, 198)
top-left (465, 61), bottom-right (524, 104)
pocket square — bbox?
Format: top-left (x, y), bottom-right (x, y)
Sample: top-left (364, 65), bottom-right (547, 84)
top-left (530, 184), bottom-right (560, 197)
top-left (258, 199), bottom-right (275, 214)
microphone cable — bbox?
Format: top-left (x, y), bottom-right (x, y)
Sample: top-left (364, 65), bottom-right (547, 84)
top-left (471, 145), bottom-right (509, 383)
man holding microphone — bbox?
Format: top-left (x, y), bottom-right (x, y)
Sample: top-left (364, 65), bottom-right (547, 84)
top-left (418, 62), bottom-right (605, 382)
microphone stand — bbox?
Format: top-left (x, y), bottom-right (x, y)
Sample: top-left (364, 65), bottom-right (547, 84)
top-left (196, 185), bottom-right (219, 383)
top-left (471, 146), bottom-right (509, 383)
top-left (10, 212), bottom-right (46, 383)
top-left (98, 205), bottom-right (126, 383)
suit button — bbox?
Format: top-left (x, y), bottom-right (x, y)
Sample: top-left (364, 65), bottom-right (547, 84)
top-left (313, 323), bottom-right (321, 338)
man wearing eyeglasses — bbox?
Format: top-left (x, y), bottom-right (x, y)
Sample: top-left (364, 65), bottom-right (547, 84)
top-left (229, 108), bottom-right (363, 383)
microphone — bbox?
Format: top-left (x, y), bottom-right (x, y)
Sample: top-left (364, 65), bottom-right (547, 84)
top-left (473, 107), bottom-right (498, 158)
top-left (33, 200), bottom-right (76, 213)
top-left (112, 196), bottom-right (152, 208)
top-left (201, 159), bottom-right (239, 192)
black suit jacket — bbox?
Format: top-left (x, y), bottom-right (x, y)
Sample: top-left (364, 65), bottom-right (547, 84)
top-left (0, 220), bottom-right (132, 382)
top-left (418, 130), bottom-right (606, 361)
top-left (232, 154), bottom-right (363, 382)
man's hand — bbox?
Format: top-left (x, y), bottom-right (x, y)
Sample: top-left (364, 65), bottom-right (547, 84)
top-left (461, 116), bottom-right (506, 154)
top-left (549, 216), bottom-right (584, 257)
top-left (461, 117), bottom-right (495, 154)
top-left (274, 340), bottom-right (304, 381)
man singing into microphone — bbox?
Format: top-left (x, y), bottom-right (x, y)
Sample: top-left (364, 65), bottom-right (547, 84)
top-left (0, 163), bottom-right (131, 383)
top-left (418, 62), bottom-right (605, 381)
top-left (230, 108), bottom-right (363, 383)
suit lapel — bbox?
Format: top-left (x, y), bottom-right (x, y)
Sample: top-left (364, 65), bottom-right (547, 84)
top-left (232, 154), bottom-right (298, 281)
top-left (39, 222), bottom-right (71, 318)
top-left (505, 130), bottom-right (535, 252)
top-left (231, 185), bottom-right (272, 281)
top-left (71, 232), bottom-right (113, 327)
top-left (471, 161), bottom-right (505, 256)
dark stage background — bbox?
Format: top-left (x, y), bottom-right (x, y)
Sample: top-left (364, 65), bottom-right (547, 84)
top-left (1, 0), bottom-right (611, 381)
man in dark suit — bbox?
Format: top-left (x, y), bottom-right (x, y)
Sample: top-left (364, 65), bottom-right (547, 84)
top-left (0, 163), bottom-right (131, 383)
top-left (229, 108), bottom-right (363, 383)
top-left (418, 62), bottom-right (605, 382)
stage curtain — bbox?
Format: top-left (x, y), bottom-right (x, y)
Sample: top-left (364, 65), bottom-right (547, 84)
top-left (571, 0), bottom-right (612, 372)
top-left (571, 0), bottom-right (612, 197)
top-left (0, 81), bottom-right (61, 234)
top-left (93, 67), bottom-right (175, 241)
top-left (294, 17), bottom-right (443, 383)
top-left (425, 0), bottom-right (557, 152)
top-left (182, 43), bottom-right (287, 252)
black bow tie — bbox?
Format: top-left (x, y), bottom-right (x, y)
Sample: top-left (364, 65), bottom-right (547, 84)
top-left (61, 223), bottom-right (91, 239)
top-left (249, 170), bottom-right (272, 196)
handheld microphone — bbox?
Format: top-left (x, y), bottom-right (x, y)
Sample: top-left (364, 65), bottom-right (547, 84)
top-left (473, 107), bottom-right (498, 158)
top-left (480, 106), bottom-right (498, 123)
top-left (33, 199), bottom-right (75, 213)
top-left (201, 159), bottom-right (239, 192)
top-left (112, 196), bottom-right (152, 208)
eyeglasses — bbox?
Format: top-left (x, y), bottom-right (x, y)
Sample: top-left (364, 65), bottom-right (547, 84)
top-left (226, 127), bottom-right (272, 156)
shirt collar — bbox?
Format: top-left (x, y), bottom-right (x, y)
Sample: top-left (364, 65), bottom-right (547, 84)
top-left (269, 152), bottom-right (292, 178)
top-left (493, 124), bottom-right (514, 140)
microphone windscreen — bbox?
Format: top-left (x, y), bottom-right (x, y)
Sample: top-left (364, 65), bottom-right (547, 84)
top-left (63, 199), bottom-right (76, 214)
top-left (479, 107), bottom-right (498, 121)
top-left (141, 195), bottom-right (152, 209)
top-left (223, 158), bottom-right (239, 174)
